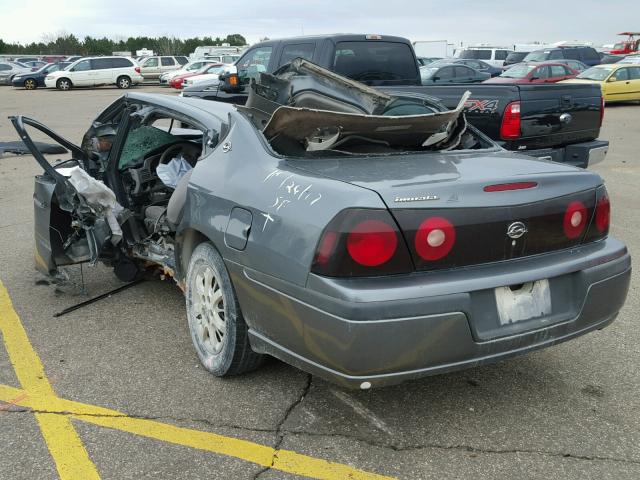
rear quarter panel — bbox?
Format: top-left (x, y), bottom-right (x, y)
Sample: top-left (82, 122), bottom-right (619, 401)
top-left (179, 111), bottom-right (385, 287)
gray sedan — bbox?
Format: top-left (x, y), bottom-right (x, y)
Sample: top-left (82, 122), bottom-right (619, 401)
top-left (0, 61), bottom-right (29, 85)
top-left (11, 60), bottom-right (630, 389)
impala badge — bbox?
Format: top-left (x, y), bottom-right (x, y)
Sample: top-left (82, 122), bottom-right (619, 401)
top-left (507, 221), bottom-right (527, 239)
top-left (394, 195), bottom-right (439, 203)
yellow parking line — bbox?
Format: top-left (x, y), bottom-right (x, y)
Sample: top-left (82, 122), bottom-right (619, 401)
top-left (0, 282), bottom-right (101, 479)
top-left (0, 281), bottom-right (394, 480)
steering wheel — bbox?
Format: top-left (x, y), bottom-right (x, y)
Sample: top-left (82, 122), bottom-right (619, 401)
top-left (158, 142), bottom-right (201, 167)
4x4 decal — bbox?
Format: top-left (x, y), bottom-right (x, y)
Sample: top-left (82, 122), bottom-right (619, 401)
top-left (464, 99), bottom-right (500, 114)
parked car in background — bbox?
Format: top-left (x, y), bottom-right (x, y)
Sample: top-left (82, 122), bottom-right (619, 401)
top-left (21, 60), bottom-right (47, 70)
top-left (202, 54), bottom-right (240, 64)
top-left (420, 64), bottom-right (490, 84)
top-left (41, 55), bottom-right (67, 63)
top-left (169, 64), bottom-right (224, 89)
top-left (65, 56), bottom-right (83, 63)
top-left (618, 54), bottom-right (640, 64)
top-left (11, 62), bottom-right (71, 89)
top-left (546, 59), bottom-right (589, 72)
top-left (0, 61), bottom-right (29, 85)
top-left (503, 51), bottom-right (529, 67)
top-left (138, 56), bottom-right (188, 79)
top-left (159, 60), bottom-right (216, 84)
top-left (417, 56), bottom-right (442, 66)
top-left (44, 56), bottom-right (143, 90)
top-left (430, 58), bottom-right (502, 77)
top-left (182, 64), bottom-right (227, 88)
top-left (599, 53), bottom-right (624, 65)
top-left (523, 46), bottom-right (601, 66)
top-left (456, 46), bottom-right (513, 67)
top-left (561, 64), bottom-right (640, 103)
top-left (484, 62), bottom-right (578, 84)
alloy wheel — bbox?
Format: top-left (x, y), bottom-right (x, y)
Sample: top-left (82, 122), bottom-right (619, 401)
top-left (192, 264), bottom-right (226, 355)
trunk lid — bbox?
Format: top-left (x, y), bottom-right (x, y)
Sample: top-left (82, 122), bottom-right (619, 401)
top-left (289, 151), bottom-right (603, 271)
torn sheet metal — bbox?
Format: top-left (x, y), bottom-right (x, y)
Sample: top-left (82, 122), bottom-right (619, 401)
top-left (263, 91), bottom-right (471, 150)
top-left (57, 166), bottom-right (123, 244)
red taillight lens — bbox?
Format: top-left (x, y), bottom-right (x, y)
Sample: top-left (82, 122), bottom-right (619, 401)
top-left (135, 66), bottom-right (141, 74)
top-left (311, 209), bottom-right (413, 277)
top-left (483, 182), bottom-right (538, 192)
top-left (414, 217), bottom-right (456, 261)
top-left (599, 95), bottom-right (605, 127)
top-left (500, 101), bottom-right (521, 140)
top-left (595, 194), bottom-right (610, 232)
top-left (347, 220), bottom-right (397, 267)
top-left (563, 201), bottom-right (588, 239)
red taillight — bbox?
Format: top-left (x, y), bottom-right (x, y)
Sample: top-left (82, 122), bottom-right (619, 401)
top-left (500, 101), bottom-right (521, 140)
top-left (595, 194), bottom-right (610, 232)
top-left (314, 232), bottom-right (337, 266)
top-left (414, 217), bottom-right (456, 261)
top-left (484, 182), bottom-right (538, 192)
top-left (599, 95), bottom-right (605, 127)
top-left (563, 201), bottom-right (588, 239)
top-left (135, 66), bottom-right (141, 74)
top-left (347, 220), bottom-right (397, 267)
top-left (311, 209), bottom-right (413, 277)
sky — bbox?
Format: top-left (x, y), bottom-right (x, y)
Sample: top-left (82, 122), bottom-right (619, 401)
top-left (1, 0), bottom-right (635, 47)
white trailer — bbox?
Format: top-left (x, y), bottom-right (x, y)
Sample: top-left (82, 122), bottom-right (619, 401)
top-left (413, 40), bottom-right (454, 59)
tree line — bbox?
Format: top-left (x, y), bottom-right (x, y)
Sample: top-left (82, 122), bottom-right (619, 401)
top-left (0, 32), bottom-right (248, 56)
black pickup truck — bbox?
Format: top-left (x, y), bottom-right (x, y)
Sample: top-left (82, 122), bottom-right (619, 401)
top-left (181, 34), bottom-right (608, 167)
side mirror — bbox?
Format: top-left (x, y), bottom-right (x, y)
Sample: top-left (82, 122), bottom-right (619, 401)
top-left (219, 72), bottom-right (242, 93)
top-left (529, 76), bottom-right (538, 81)
top-left (607, 77), bottom-right (616, 83)
top-left (432, 76), bottom-right (440, 82)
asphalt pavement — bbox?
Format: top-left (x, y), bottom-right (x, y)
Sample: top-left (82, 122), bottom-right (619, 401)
top-left (0, 84), bottom-right (638, 479)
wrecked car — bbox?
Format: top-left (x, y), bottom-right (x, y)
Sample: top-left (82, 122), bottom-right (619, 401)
top-left (12, 59), bottom-right (631, 389)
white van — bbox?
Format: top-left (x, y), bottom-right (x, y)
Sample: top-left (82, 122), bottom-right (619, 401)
top-left (455, 46), bottom-right (513, 67)
top-left (138, 56), bottom-right (188, 79)
top-left (45, 56), bottom-right (143, 90)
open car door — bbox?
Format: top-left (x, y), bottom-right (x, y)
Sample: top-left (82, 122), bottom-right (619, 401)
top-left (10, 116), bottom-right (124, 277)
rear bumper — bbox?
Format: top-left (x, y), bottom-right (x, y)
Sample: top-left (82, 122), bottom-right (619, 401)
top-left (231, 238), bottom-right (631, 389)
top-left (524, 139), bottom-right (609, 168)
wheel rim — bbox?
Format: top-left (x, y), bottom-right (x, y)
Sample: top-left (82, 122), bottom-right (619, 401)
top-left (120, 78), bottom-right (129, 88)
top-left (59, 80), bottom-right (69, 90)
top-left (192, 264), bottom-right (226, 355)
top-left (25, 79), bottom-right (35, 89)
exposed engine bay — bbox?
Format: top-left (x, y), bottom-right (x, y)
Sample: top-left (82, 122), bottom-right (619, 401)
top-left (240, 58), bottom-right (492, 156)
top-left (48, 114), bottom-right (206, 281)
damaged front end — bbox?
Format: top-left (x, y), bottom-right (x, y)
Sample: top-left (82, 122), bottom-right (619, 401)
top-left (11, 116), bottom-right (121, 277)
top-left (240, 58), bottom-right (479, 156)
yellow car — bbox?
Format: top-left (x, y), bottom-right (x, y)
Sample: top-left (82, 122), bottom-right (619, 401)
top-left (560, 64), bottom-right (640, 103)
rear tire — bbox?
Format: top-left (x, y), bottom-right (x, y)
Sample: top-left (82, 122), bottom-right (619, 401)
top-left (186, 242), bottom-right (263, 376)
top-left (116, 75), bottom-right (131, 89)
top-left (56, 78), bottom-right (72, 90)
top-left (24, 78), bottom-right (37, 90)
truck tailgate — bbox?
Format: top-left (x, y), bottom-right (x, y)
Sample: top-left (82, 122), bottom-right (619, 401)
top-left (386, 83), bottom-right (603, 151)
top-left (516, 83), bottom-right (602, 150)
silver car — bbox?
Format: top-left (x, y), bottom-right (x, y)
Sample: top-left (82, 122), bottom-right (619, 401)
top-left (11, 60), bottom-right (631, 389)
top-left (0, 61), bottom-right (29, 85)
